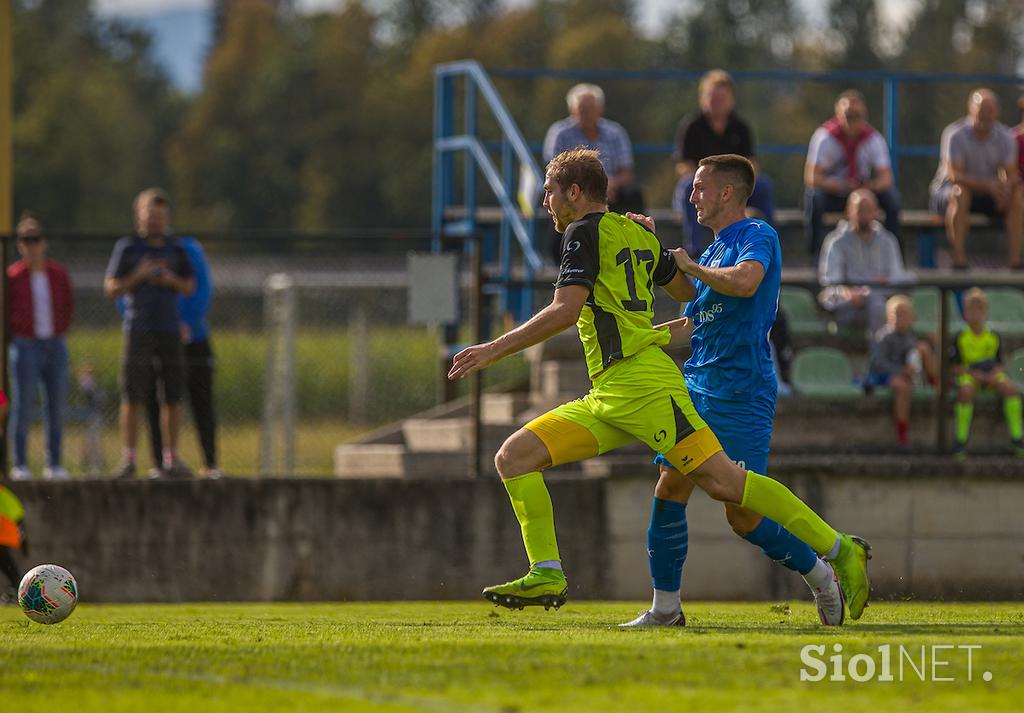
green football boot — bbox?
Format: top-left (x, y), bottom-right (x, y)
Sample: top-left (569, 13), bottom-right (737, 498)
top-left (830, 534), bottom-right (872, 620)
top-left (483, 567), bottom-right (568, 611)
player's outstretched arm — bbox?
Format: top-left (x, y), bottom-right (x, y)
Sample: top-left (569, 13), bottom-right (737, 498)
top-left (448, 285), bottom-right (589, 381)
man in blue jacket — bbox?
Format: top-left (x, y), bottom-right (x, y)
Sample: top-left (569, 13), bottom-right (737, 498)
top-left (144, 236), bottom-right (220, 478)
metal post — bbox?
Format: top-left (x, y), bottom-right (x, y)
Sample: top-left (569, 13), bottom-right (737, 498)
top-left (464, 80), bottom-right (477, 236)
top-left (0, 2), bottom-right (12, 475)
top-left (500, 139), bottom-right (514, 316)
top-left (883, 78), bottom-right (899, 184)
top-left (260, 273), bottom-right (297, 475)
top-left (936, 286), bottom-right (950, 452)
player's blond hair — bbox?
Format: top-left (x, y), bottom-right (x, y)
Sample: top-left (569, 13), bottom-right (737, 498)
top-left (699, 69), bottom-right (735, 99)
top-left (546, 148), bottom-right (608, 203)
top-left (886, 294), bottom-right (914, 320)
top-left (963, 287), bottom-right (988, 309)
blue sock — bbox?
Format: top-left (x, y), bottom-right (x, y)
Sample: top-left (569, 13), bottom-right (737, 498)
top-left (648, 497), bottom-right (688, 591)
top-left (743, 517), bottom-right (818, 575)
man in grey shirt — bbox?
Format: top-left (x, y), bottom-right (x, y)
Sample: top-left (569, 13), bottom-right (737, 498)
top-left (929, 88), bottom-right (1022, 270)
top-left (818, 189), bottom-right (914, 341)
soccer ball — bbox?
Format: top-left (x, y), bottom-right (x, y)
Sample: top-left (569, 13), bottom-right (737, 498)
top-left (18, 564), bottom-right (78, 624)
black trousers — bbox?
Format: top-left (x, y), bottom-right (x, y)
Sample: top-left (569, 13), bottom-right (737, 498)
top-left (147, 339), bottom-right (217, 468)
top-left (0, 547), bottom-right (20, 589)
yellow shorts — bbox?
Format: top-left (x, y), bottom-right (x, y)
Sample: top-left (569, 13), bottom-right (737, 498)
top-left (957, 370), bottom-right (1007, 388)
top-left (524, 347), bottom-right (722, 475)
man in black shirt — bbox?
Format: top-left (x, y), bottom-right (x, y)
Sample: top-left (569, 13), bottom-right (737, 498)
top-left (672, 70), bottom-right (776, 253)
top-left (104, 188), bottom-right (196, 480)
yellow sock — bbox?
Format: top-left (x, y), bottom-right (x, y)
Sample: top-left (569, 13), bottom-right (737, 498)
top-left (740, 470), bottom-right (838, 555)
top-left (503, 471), bottom-right (560, 566)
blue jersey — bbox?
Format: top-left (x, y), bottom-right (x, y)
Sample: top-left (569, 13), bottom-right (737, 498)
top-left (683, 218), bottom-right (781, 401)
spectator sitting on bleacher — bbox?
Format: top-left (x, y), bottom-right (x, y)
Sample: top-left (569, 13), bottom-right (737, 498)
top-left (950, 288), bottom-right (1024, 458)
top-left (671, 69), bottom-right (775, 254)
top-left (804, 90), bottom-right (901, 258)
top-left (543, 83), bottom-right (643, 217)
top-left (817, 189), bottom-right (915, 341)
top-left (1015, 95), bottom-right (1024, 184)
top-left (929, 88), bottom-right (1023, 270)
top-left (865, 295), bottom-right (936, 449)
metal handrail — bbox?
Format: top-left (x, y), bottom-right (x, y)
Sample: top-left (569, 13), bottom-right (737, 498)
top-left (433, 61), bottom-right (545, 320)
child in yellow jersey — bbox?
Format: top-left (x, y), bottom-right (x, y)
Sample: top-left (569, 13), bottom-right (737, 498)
top-left (950, 288), bottom-right (1024, 457)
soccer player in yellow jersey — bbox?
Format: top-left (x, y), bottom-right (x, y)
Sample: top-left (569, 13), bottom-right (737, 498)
top-left (449, 148), bottom-right (871, 618)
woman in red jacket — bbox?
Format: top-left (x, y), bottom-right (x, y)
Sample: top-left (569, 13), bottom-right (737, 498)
top-left (7, 213), bottom-right (74, 480)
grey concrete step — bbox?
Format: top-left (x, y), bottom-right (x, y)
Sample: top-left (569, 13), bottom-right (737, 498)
top-left (401, 417), bottom-right (518, 453)
top-left (334, 444), bottom-right (484, 478)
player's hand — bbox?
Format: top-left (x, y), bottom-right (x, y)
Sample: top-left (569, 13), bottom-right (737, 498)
top-left (448, 342), bottom-right (498, 380)
top-left (625, 212), bottom-right (656, 233)
top-left (670, 247), bottom-right (698, 274)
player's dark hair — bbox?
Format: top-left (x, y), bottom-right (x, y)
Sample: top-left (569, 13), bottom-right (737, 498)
top-left (546, 148), bottom-right (608, 204)
top-left (698, 154), bottom-right (755, 204)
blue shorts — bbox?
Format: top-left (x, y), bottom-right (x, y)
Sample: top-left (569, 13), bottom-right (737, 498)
top-left (689, 389), bottom-right (775, 473)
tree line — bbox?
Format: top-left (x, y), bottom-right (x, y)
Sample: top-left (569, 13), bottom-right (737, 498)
top-left (11, 0), bottom-right (1024, 232)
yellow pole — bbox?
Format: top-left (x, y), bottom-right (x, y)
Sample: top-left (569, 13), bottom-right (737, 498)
top-left (0, 0), bottom-right (11, 473)
top-left (0, 0), bottom-right (10, 235)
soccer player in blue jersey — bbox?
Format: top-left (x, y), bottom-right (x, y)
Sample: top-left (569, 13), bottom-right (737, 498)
top-left (621, 154), bottom-right (848, 628)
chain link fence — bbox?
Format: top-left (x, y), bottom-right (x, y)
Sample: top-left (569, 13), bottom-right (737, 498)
top-left (6, 230), bottom-right (529, 478)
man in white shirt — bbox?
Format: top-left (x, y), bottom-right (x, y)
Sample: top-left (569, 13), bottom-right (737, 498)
top-left (804, 90), bottom-right (901, 258)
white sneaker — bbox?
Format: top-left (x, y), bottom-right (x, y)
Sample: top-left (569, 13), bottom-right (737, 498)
top-left (43, 466), bottom-right (71, 481)
top-left (809, 562), bottom-right (846, 626)
top-left (201, 467), bottom-right (223, 479)
top-left (618, 609), bottom-right (686, 627)
top-left (9, 465), bottom-right (31, 481)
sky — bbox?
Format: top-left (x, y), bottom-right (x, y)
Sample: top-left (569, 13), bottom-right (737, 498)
top-left (94, 0), bottom-right (920, 93)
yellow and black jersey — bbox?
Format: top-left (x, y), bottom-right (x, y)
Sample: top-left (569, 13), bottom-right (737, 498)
top-left (950, 327), bottom-right (1003, 372)
top-left (554, 212), bottom-right (678, 378)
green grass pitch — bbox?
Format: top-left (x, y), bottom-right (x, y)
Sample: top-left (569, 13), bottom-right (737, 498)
top-left (2, 601), bottom-right (1022, 712)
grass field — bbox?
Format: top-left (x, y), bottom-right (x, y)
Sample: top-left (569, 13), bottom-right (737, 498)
top-left (2, 601), bottom-right (1022, 712)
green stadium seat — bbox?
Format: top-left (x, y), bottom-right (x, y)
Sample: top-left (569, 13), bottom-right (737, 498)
top-left (779, 286), bottom-right (826, 336)
top-left (1009, 349), bottom-right (1024, 390)
top-left (911, 287), bottom-right (965, 336)
top-left (984, 288), bottom-right (1024, 337)
top-left (791, 347), bottom-right (862, 399)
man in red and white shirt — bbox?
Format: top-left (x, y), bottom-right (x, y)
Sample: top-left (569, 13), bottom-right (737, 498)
top-left (7, 213), bottom-right (74, 480)
top-left (804, 90), bottom-right (902, 258)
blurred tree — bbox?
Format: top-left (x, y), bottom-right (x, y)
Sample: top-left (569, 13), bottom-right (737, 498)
top-left (11, 0), bottom-right (182, 230)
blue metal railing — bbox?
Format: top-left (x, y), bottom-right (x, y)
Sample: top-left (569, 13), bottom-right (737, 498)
top-left (488, 67), bottom-right (1024, 183)
top-left (433, 61), bottom-right (544, 320)
top-left (435, 64), bottom-right (1024, 320)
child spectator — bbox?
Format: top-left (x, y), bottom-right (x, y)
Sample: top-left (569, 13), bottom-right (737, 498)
top-left (950, 288), bottom-right (1024, 457)
top-left (0, 481), bottom-right (26, 604)
top-left (76, 363), bottom-right (106, 475)
top-left (866, 295), bottom-right (937, 449)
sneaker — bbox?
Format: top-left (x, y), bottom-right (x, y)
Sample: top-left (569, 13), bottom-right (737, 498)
top-left (829, 534), bottom-right (872, 620)
top-left (808, 561), bottom-right (845, 626)
top-left (618, 609), bottom-right (685, 627)
top-left (482, 566), bottom-right (568, 611)
top-left (9, 465), bottom-right (31, 481)
top-left (163, 460), bottom-right (195, 479)
top-left (201, 467), bottom-right (224, 479)
top-left (148, 467), bottom-right (166, 480)
top-left (112, 462), bottom-right (137, 480)
top-left (42, 466), bottom-right (71, 481)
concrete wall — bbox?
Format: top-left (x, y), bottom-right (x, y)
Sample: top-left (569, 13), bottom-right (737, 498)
top-left (9, 461), bottom-right (1023, 603)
